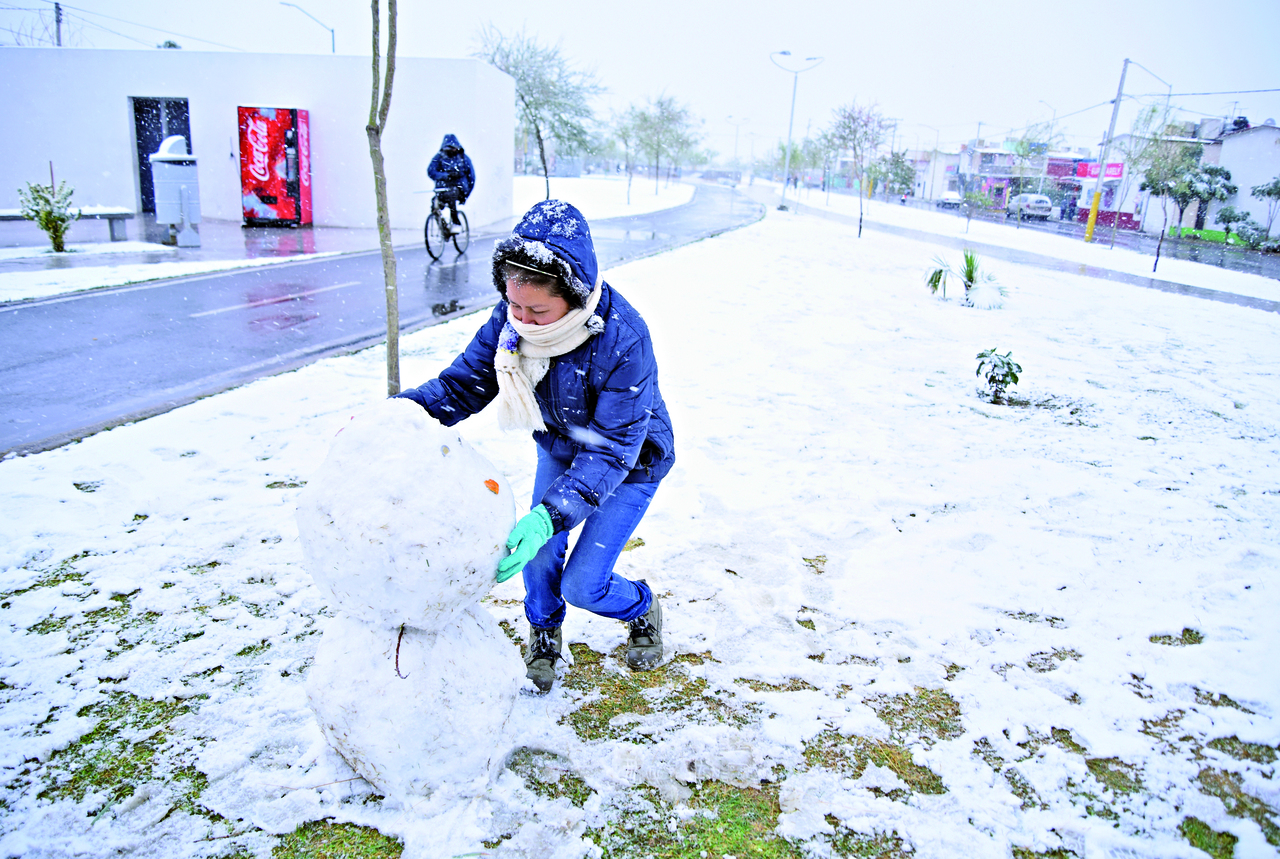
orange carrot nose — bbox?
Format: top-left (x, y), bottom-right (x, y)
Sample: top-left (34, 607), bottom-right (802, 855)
top-left (484, 479), bottom-right (500, 494)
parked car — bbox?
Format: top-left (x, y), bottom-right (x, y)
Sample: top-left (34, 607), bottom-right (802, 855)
top-left (935, 191), bottom-right (962, 209)
top-left (1006, 193), bottom-right (1052, 221)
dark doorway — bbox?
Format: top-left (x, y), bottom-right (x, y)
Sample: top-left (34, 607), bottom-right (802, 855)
top-left (132, 97), bottom-right (190, 213)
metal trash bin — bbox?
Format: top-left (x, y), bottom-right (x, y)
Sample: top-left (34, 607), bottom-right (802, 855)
top-left (149, 135), bottom-right (201, 247)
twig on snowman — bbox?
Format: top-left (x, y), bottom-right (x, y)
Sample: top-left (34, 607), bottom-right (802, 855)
top-left (395, 623), bottom-right (410, 679)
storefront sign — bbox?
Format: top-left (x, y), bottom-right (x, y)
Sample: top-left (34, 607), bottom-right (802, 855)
top-left (1075, 162), bottom-right (1124, 179)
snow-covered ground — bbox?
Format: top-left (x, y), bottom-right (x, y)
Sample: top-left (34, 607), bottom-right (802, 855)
top-left (767, 180), bottom-right (1280, 304)
top-left (2, 206), bottom-right (1278, 858)
top-left (512, 174), bottom-right (694, 223)
top-left (0, 253), bottom-right (348, 305)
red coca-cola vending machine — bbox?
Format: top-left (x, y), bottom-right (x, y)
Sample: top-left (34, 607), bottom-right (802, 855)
top-left (237, 106), bottom-right (312, 226)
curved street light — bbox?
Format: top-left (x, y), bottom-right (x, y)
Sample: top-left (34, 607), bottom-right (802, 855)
top-left (770, 51), bottom-right (823, 211)
top-left (281, 1), bottom-right (335, 53)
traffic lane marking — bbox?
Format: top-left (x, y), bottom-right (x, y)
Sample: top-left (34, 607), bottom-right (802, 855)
top-left (188, 281), bottom-right (361, 318)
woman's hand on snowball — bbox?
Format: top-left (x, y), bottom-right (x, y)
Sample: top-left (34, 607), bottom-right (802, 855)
top-left (496, 505), bottom-right (554, 583)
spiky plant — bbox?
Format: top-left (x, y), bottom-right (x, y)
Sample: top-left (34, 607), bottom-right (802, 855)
top-left (925, 249), bottom-right (1002, 307)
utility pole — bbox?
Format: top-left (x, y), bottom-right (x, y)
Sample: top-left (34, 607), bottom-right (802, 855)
top-left (1085, 58), bottom-right (1128, 242)
top-left (54, 2), bottom-right (62, 46)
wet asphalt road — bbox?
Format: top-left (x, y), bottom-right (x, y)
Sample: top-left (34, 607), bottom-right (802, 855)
top-left (0, 184), bottom-right (762, 456)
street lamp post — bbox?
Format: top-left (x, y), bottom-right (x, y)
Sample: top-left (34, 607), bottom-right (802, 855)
top-left (770, 51), bottom-right (823, 211)
top-left (1038, 101), bottom-right (1056, 194)
top-left (921, 125), bottom-right (941, 201)
top-left (280, 2), bottom-right (335, 53)
top-left (726, 116), bottom-right (749, 167)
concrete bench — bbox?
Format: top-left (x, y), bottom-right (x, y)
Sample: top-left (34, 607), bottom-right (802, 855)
top-left (0, 206), bottom-right (135, 241)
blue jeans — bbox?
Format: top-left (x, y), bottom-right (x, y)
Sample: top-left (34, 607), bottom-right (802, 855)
top-left (523, 445), bottom-right (658, 629)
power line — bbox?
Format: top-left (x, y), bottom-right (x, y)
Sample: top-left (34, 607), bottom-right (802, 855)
top-left (1131, 88), bottom-right (1280, 97)
top-left (66, 14), bottom-right (155, 47)
top-left (35, 0), bottom-right (244, 50)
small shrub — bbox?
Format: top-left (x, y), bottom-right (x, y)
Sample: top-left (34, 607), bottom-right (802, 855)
top-left (976, 348), bottom-right (1021, 403)
top-left (1234, 218), bottom-right (1270, 250)
top-left (18, 179), bottom-right (80, 253)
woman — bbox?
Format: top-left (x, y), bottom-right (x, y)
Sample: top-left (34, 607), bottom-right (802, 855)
top-left (396, 200), bottom-right (675, 693)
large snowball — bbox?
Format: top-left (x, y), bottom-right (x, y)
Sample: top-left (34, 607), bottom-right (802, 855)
top-left (296, 398), bottom-right (517, 629)
top-left (307, 608), bottom-right (525, 800)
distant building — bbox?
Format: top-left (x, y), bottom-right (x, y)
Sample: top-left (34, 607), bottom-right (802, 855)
top-left (1208, 121), bottom-right (1280, 237)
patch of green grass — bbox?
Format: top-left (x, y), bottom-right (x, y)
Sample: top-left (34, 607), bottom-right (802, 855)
top-left (973, 738), bottom-right (1043, 810)
top-left (74, 481), bottom-right (103, 493)
top-left (1002, 610), bottom-right (1067, 628)
top-left (3, 551), bottom-right (95, 603)
top-left (272, 820), bottom-right (402, 858)
top-left (28, 614), bottom-right (70, 635)
top-left (1085, 757), bottom-right (1143, 795)
top-left (562, 646), bottom-right (743, 742)
top-left (1150, 628), bottom-right (1204, 646)
top-left (38, 692), bottom-right (198, 807)
top-left (235, 640), bottom-right (272, 658)
top-left (623, 537), bottom-right (645, 551)
top-left (1197, 768), bottom-right (1279, 847)
top-left (590, 782), bottom-right (802, 859)
top-left (266, 480), bottom-right (307, 490)
top-left (1207, 736), bottom-right (1277, 765)
top-left (1012, 849), bottom-right (1080, 859)
top-left (84, 593), bottom-right (130, 622)
top-left (867, 687), bottom-right (963, 746)
top-left (803, 730), bottom-right (945, 796)
top-left (803, 555), bottom-right (827, 574)
top-left (186, 561), bottom-right (223, 575)
top-left (736, 678), bottom-right (818, 693)
top-left (506, 747), bottom-right (594, 807)
top-left (1179, 816), bottom-right (1238, 859)
top-left (797, 618), bottom-right (816, 630)
top-left (1196, 690), bottom-right (1255, 714)
top-left (1026, 648), bottom-right (1082, 673)
top-left (824, 822), bottom-right (913, 858)
top-left (943, 663), bottom-right (964, 681)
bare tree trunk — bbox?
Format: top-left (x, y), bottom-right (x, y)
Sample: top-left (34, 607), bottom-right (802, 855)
top-left (367, 0), bottom-right (399, 396)
top-left (534, 123), bottom-right (550, 200)
top-left (1153, 200), bottom-right (1168, 273)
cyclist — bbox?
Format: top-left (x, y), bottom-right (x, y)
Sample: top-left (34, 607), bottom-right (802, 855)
top-left (427, 134), bottom-right (475, 227)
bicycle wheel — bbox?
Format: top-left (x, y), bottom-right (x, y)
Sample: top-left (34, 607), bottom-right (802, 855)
top-left (452, 212), bottom-right (470, 255)
top-left (424, 212), bottom-right (446, 261)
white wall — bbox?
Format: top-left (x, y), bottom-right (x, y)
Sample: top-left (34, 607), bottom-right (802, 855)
top-left (1213, 125), bottom-right (1280, 236)
top-left (0, 47), bottom-right (513, 230)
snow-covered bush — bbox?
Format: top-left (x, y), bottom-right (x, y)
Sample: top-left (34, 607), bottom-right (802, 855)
top-left (976, 347), bottom-right (1021, 403)
top-left (1233, 218), bottom-right (1271, 251)
top-left (17, 180), bottom-right (80, 253)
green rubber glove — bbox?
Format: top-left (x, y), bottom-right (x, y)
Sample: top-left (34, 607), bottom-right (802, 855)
top-left (496, 505), bottom-right (554, 583)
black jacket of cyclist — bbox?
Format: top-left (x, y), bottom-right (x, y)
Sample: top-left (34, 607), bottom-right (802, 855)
top-left (428, 134), bottom-right (475, 224)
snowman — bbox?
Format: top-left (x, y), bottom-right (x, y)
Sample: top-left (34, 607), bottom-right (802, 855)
top-left (296, 398), bottom-right (524, 801)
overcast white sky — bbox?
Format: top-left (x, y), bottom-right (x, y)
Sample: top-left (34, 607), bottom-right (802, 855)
top-left (5, 0), bottom-right (1279, 161)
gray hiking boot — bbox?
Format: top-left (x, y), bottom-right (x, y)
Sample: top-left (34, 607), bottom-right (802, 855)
top-left (626, 586), bottom-right (662, 670)
top-left (524, 625), bottom-right (563, 693)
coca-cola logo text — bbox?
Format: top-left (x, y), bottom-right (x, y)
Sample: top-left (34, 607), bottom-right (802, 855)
top-left (246, 117), bottom-right (271, 183)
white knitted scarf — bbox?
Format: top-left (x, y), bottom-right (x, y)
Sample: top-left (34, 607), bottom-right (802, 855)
top-left (494, 279), bottom-right (603, 432)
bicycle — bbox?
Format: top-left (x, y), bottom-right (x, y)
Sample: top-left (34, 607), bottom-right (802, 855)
top-left (424, 188), bottom-right (470, 261)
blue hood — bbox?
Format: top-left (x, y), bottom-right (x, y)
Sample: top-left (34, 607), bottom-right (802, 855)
top-left (492, 200), bottom-right (598, 304)
top-left (440, 133), bottom-right (463, 153)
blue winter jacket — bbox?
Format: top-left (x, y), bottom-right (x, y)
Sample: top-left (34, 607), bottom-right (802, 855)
top-left (427, 134), bottom-right (475, 199)
top-left (396, 202), bottom-right (675, 534)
